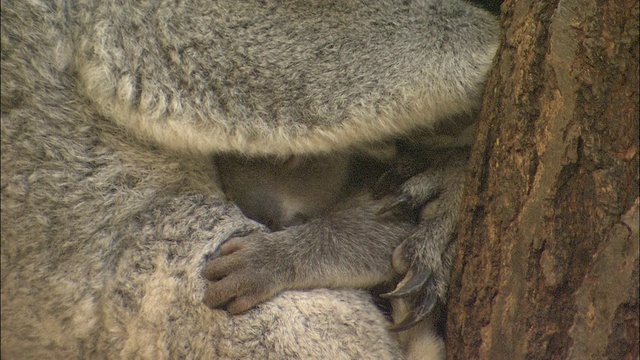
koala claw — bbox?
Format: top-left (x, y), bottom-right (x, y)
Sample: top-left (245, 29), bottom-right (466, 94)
top-left (389, 280), bottom-right (438, 332)
top-left (380, 267), bottom-right (430, 298)
top-left (382, 265), bottom-right (439, 332)
top-left (376, 194), bottom-right (412, 217)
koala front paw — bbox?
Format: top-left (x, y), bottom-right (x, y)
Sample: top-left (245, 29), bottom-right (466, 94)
top-left (202, 233), bottom-right (292, 314)
top-left (378, 150), bottom-right (467, 331)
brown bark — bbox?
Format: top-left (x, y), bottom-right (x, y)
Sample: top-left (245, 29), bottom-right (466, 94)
top-left (446, 1), bottom-right (639, 359)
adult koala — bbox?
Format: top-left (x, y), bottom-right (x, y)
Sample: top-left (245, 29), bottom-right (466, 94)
top-left (1, 1), bottom-right (498, 359)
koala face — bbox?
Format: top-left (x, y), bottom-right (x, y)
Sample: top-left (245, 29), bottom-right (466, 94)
top-left (215, 154), bottom-right (351, 231)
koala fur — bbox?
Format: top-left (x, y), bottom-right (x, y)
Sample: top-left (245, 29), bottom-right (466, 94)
top-left (1, 0), bottom-right (498, 359)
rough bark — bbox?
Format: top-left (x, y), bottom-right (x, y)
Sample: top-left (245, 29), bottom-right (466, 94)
top-left (446, 1), bottom-right (639, 359)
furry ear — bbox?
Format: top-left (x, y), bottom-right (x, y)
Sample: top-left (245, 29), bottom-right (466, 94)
top-left (75, 0), bottom-right (498, 156)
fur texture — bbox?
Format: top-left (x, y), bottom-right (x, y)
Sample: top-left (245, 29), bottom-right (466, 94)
top-left (75, 0), bottom-right (497, 156)
top-left (1, 0), bottom-right (498, 358)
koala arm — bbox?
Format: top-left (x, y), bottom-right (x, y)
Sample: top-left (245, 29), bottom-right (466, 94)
top-left (202, 194), bottom-right (414, 314)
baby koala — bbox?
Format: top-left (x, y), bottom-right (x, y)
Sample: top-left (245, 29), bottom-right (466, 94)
top-left (206, 151), bottom-right (411, 312)
top-left (204, 145), bottom-right (468, 321)
top-left (205, 148), bottom-right (463, 359)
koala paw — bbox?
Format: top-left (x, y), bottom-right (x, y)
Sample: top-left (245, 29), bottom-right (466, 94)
top-left (378, 151), bottom-right (467, 331)
top-left (201, 233), bottom-right (292, 314)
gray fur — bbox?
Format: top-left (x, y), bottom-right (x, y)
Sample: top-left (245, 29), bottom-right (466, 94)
top-left (75, 0), bottom-right (498, 156)
top-left (1, 0), bottom-right (498, 359)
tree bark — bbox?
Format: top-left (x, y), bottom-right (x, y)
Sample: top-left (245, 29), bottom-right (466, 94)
top-left (446, 1), bottom-right (639, 359)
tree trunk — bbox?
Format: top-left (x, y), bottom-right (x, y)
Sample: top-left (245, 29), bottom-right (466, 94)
top-left (446, 1), bottom-right (639, 359)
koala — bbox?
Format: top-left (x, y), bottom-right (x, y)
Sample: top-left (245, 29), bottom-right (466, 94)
top-left (1, 1), bottom-right (498, 359)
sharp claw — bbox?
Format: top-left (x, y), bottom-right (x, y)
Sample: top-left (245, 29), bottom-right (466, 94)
top-left (389, 278), bottom-right (438, 332)
top-left (376, 195), bottom-right (412, 217)
top-left (380, 267), bottom-right (431, 298)
top-left (413, 279), bottom-right (438, 317)
top-left (389, 308), bottom-right (421, 332)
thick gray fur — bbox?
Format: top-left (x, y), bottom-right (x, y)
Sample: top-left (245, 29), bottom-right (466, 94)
top-left (1, 1), bottom-right (498, 359)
